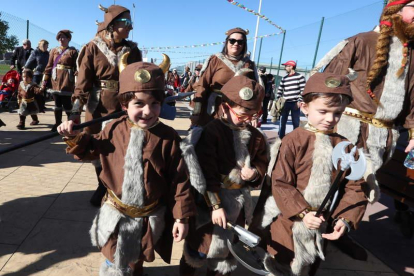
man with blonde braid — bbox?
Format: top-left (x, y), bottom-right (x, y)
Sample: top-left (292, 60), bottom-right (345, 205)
top-left (314, 0), bottom-right (414, 238)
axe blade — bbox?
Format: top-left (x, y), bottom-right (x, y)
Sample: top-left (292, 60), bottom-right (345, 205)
top-left (331, 141), bottom-right (367, 181)
top-left (227, 239), bottom-right (269, 275)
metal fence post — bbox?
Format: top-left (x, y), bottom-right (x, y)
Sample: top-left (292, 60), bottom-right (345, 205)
top-left (276, 31), bottom-right (286, 87)
top-left (269, 57), bottom-right (273, 73)
top-left (312, 17), bottom-right (325, 68)
top-left (257, 37), bottom-right (263, 67)
top-left (26, 20), bottom-right (29, 39)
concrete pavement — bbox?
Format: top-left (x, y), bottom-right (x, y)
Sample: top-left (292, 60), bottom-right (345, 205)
top-left (0, 101), bottom-right (408, 275)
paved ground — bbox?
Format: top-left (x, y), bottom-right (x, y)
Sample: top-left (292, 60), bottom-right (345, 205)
top-left (0, 101), bottom-right (411, 275)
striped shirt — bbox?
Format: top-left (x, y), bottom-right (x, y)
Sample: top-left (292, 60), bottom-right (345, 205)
top-left (277, 72), bottom-right (306, 102)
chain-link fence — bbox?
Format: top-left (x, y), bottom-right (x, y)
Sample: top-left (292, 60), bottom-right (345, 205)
top-left (0, 11), bottom-right (81, 76)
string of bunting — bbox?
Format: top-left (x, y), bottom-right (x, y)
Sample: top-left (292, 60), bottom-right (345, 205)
top-left (226, 0), bottom-right (285, 32)
top-left (141, 32), bottom-right (279, 50)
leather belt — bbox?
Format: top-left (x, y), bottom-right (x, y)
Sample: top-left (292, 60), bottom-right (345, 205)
top-left (343, 107), bottom-right (394, 129)
top-left (56, 64), bottom-right (73, 70)
top-left (104, 189), bottom-right (159, 218)
top-left (221, 174), bottom-right (244, 190)
top-left (100, 80), bottom-right (119, 90)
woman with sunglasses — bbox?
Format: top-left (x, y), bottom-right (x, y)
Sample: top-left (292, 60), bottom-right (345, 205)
top-left (71, 4), bottom-right (142, 207)
top-left (42, 30), bottom-right (78, 130)
top-left (190, 27), bottom-right (262, 127)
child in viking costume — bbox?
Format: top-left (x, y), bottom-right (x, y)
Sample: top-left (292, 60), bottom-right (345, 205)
top-left (16, 69), bottom-right (42, 129)
top-left (42, 30), bottom-right (78, 132)
top-left (57, 60), bottom-right (196, 276)
top-left (71, 4), bottom-right (142, 207)
top-left (260, 72), bottom-right (368, 276)
top-left (179, 73), bottom-right (268, 276)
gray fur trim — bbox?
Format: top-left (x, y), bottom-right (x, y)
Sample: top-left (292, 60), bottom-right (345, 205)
top-left (114, 217), bottom-right (144, 272)
top-left (253, 63), bottom-right (264, 87)
top-left (122, 127), bottom-right (145, 206)
top-left (259, 196), bottom-right (281, 229)
top-left (267, 137), bottom-right (282, 176)
top-left (90, 203), bottom-right (122, 247)
top-left (102, 119), bottom-right (114, 131)
top-left (148, 206), bottom-right (166, 244)
top-left (375, 36), bottom-right (407, 122)
top-left (336, 115), bottom-right (361, 145)
top-left (99, 261), bottom-right (132, 276)
top-left (363, 153), bottom-right (381, 203)
top-left (18, 101), bottom-right (39, 116)
top-left (46, 88), bottom-right (73, 97)
top-left (303, 133), bottom-right (333, 208)
top-left (92, 36), bottom-right (131, 67)
top-left (290, 133), bottom-right (332, 274)
top-left (199, 55), bottom-right (212, 77)
top-left (263, 253), bottom-right (293, 276)
top-left (86, 87), bottom-right (101, 114)
top-left (19, 81), bottom-right (32, 91)
top-left (228, 128), bottom-right (252, 185)
top-left (180, 128), bottom-right (207, 194)
top-left (52, 67), bottom-right (57, 81)
top-left (207, 257), bottom-right (238, 274)
top-left (183, 241), bottom-right (206, 268)
top-left (310, 40), bottom-right (349, 76)
top-left (215, 52), bottom-right (250, 73)
top-left (291, 221), bottom-right (326, 275)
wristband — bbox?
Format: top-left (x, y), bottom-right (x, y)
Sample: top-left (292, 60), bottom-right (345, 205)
top-left (296, 208), bottom-right (309, 220)
top-left (409, 129), bottom-right (414, 140)
top-left (175, 217), bottom-right (189, 224)
top-left (211, 204), bottom-right (222, 211)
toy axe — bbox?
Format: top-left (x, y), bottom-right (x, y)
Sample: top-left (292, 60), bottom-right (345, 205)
top-left (315, 141), bottom-right (367, 218)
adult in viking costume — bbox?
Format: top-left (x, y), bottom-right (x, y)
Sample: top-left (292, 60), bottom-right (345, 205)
top-left (190, 27), bottom-right (262, 127)
top-left (72, 4), bottom-right (142, 206)
top-left (311, 0), bottom-right (414, 206)
top-left (42, 30), bottom-right (78, 132)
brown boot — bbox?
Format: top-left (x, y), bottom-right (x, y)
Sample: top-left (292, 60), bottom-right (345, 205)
top-left (206, 269), bottom-right (231, 276)
top-left (16, 116), bottom-right (26, 130)
top-left (51, 109), bottom-right (63, 132)
top-left (30, 115), bottom-right (39, 125)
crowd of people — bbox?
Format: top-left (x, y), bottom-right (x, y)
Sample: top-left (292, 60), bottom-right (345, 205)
top-left (1, 1), bottom-right (414, 276)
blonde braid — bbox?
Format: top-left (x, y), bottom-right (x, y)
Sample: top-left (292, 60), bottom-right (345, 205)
top-left (366, 4), bottom-right (406, 101)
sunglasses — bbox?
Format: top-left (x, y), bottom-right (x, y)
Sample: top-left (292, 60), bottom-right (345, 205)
top-left (114, 18), bottom-right (133, 28)
top-left (225, 102), bottom-right (261, 122)
top-left (228, 39), bottom-right (245, 45)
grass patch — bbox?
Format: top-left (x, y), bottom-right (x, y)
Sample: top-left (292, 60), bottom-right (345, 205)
top-left (0, 64), bottom-right (12, 76)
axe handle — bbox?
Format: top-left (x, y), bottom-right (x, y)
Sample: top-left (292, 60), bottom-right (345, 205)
top-left (315, 169), bottom-right (345, 217)
top-left (0, 110), bottom-right (126, 155)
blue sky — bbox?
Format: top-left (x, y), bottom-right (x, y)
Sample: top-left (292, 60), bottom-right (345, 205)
top-left (0, 0), bottom-right (384, 68)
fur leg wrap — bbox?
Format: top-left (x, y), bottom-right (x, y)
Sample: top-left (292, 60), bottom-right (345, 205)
top-left (99, 260), bottom-right (132, 276)
top-left (263, 254), bottom-right (293, 276)
top-left (207, 257), bottom-right (238, 275)
top-left (183, 241), bottom-right (207, 268)
top-left (259, 196), bottom-right (281, 229)
top-left (114, 217), bottom-right (143, 270)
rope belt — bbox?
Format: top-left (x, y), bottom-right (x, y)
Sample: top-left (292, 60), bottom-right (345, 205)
top-left (56, 64), bottom-right (73, 70)
top-left (343, 107), bottom-right (394, 129)
top-left (104, 189), bottom-right (159, 218)
top-left (100, 80), bottom-right (119, 90)
top-left (221, 174), bottom-right (244, 190)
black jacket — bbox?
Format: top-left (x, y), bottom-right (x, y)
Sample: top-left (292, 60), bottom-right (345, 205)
top-left (10, 46), bottom-right (33, 72)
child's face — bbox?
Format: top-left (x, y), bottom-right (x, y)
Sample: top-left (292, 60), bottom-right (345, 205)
top-left (123, 92), bottom-right (161, 129)
top-left (22, 74), bottom-right (32, 84)
top-left (7, 79), bottom-right (14, 85)
top-left (222, 103), bottom-right (258, 127)
top-left (300, 97), bottom-right (346, 131)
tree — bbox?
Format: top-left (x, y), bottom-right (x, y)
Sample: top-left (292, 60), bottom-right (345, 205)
top-left (0, 13), bottom-right (18, 54)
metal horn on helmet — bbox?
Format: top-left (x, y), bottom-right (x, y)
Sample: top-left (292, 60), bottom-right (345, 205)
top-left (346, 68), bottom-right (358, 82)
top-left (158, 54), bottom-right (171, 74)
top-left (118, 52), bottom-right (130, 73)
top-left (95, 20), bottom-right (99, 25)
top-left (98, 4), bottom-right (108, 12)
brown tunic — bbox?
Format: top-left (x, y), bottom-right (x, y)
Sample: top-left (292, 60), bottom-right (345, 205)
top-left (186, 119), bottom-right (268, 254)
top-left (192, 54), bottom-right (257, 126)
top-left (43, 46), bottom-right (78, 93)
top-left (74, 37), bottom-right (142, 134)
top-left (65, 116), bottom-right (196, 263)
top-left (17, 82), bottom-right (42, 116)
top-left (267, 127), bottom-right (367, 265)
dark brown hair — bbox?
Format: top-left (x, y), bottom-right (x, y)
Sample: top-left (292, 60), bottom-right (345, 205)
top-left (22, 68), bottom-right (34, 79)
top-left (302, 93), bottom-right (352, 107)
top-left (118, 90), bottom-right (165, 107)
